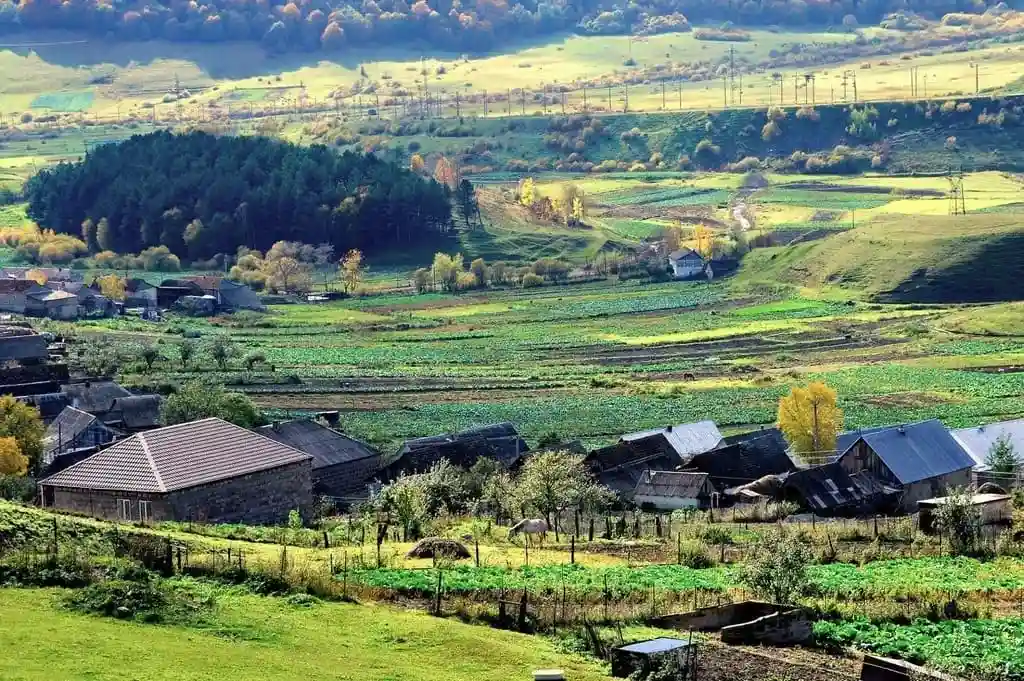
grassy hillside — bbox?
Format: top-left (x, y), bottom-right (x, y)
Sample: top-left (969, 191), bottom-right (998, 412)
top-left (734, 213), bottom-right (1024, 302)
top-left (0, 587), bottom-right (608, 681)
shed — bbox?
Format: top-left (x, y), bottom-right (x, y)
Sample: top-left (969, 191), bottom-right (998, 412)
top-left (621, 420), bottom-right (724, 463)
top-left (837, 420), bottom-right (975, 513)
top-left (918, 492), bottom-right (1013, 533)
top-left (0, 280), bottom-right (48, 314)
top-left (611, 638), bottom-right (694, 679)
top-left (40, 417), bottom-right (313, 525)
top-left (782, 463), bottom-right (899, 516)
top-left (686, 429), bottom-right (796, 491)
top-left (633, 470), bottom-right (714, 511)
top-left (258, 419), bottom-right (382, 499)
top-left (104, 395), bottom-right (163, 432)
top-left (43, 406), bottom-right (119, 468)
top-left (124, 279), bottom-right (158, 309)
top-left (26, 289), bottom-right (79, 320)
top-left (584, 442), bottom-right (683, 498)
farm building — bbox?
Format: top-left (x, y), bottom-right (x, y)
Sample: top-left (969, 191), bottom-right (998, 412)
top-left (633, 471), bottom-right (715, 511)
top-left (836, 420), bottom-right (974, 513)
top-left (124, 279), bottom-right (158, 309)
top-left (1, 267), bottom-right (81, 283)
top-left (667, 248), bottom-right (705, 279)
top-left (39, 418), bottom-right (313, 524)
top-left (621, 421), bottom-right (724, 462)
top-left (41, 406), bottom-right (119, 474)
top-left (382, 423), bottom-right (529, 479)
top-left (585, 442), bottom-right (686, 498)
top-left (952, 419), bottom-right (1024, 482)
top-left (62, 381), bottom-right (131, 414)
top-left (685, 428), bottom-right (796, 491)
top-left (26, 289), bottom-right (79, 320)
top-left (918, 492), bottom-right (1013, 533)
top-left (704, 257), bottom-right (739, 280)
top-left (257, 419), bottom-right (382, 500)
top-left (0, 280), bottom-right (49, 314)
top-left (782, 463), bottom-right (899, 516)
top-left (182, 276), bottom-right (265, 311)
top-left (103, 395), bottom-right (163, 432)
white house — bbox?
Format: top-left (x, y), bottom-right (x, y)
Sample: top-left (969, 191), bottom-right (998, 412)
top-left (632, 470), bottom-right (715, 510)
top-left (667, 248), bottom-right (705, 279)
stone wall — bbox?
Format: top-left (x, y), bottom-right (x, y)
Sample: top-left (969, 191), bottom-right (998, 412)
top-left (44, 461), bottom-right (312, 525)
top-left (316, 456), bottom-right (381, 498)
top-left (167, 461), bottom-right (313, 525)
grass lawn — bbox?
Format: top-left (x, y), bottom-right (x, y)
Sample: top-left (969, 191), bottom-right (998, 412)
top-left (0, 588), bottom-right (609, 681)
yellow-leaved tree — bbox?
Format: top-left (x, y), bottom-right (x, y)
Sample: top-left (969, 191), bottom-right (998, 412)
top-left (96, 274), bottom-right (127, 301)
top-left (340, 249), bottom-right (365, 294)
top-left (692, 224), bottom-right (714, 258)
top-left (777, 382), bottom-right (843, 457)
top-left (518, 177), bottom-right (536, 207)
top-left (0, 437), bottom-right (28, 477)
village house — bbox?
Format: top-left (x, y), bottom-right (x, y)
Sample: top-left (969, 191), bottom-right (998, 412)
top-left (0, 280), bottom-right (49, 314)
top-left (585, 421), bottom-right (724, 497)
top-left (41, 406), bottom-right (120, 474)
top-left (124, 279), bottom-right (158, 309)
top-left (952, 418), bottom-right (1024, 484)
top-left (667, 248), bottom-right (706, 279)
top-left (39, 418), bottom-right (313, 524)
top-left (1, 266), bottom-right (82, 283)
top-left (381, 423), bottom-right (529, 480)
top-left (835, 419), bottom-right (975, 513)
top-left (633, 470), bottom-right (715, 511)
top-left (26, 289), bottom-right (79, 320)
top-left (685, 428), bottom-right (796, 492)
top-left (61, 381), bottom-right (162, 433)
top-left (257, 419), bottom-right (382, 501)
top-left (781, 462), bottom-right (899, 516)
top-left (182, 276), bottom-right (265, 311)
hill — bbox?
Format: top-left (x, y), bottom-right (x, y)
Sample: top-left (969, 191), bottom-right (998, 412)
top-left (733, 212), bottom-right (1024, 302)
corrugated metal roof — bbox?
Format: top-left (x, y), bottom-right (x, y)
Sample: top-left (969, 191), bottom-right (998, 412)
top-left (43, 407), bottom-right (99, 460)
top-left (783, 463), bottom-right (897, 512)
top-left (62, 381), bottom-right (132, 414)
top-left (633, 471), bottom-right (711, 499)
top-left (257, 419), bottom-right (380, 469)
top-left (106, 395), bottom-right (162, 430)
top-left (848, 419), bottom-right (974, 485)
top-left (41, 418), bottom-right (311, 493)
top-left (622, 420), bottom-right (723, 460)
top-left (952, 419), bottom-right (1024, 470)
top-left (687, 430), bottom-right (796, 487)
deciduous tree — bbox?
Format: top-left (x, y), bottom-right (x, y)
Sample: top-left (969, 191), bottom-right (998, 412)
top-left (512, 450), bottom-right (613, 526)
top-left (777, 381), bottom-right (843, 457)
top-left (95, 274), bottom-right (126, 301)
top-left (0, 396), bottom-right (44, 472)
top-left (0, 437), bottom-right (28, 477)
top-left (340, 248), bottom-right (365, 294)
top-left (161, 381), bottom-right (261, 428)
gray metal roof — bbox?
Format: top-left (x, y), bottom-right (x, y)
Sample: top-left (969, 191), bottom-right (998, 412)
top-left (951, 419), bottom-right (1024, 470)
top-left (622, 420), bottom-right (723, 460)
top-left (41, 418), bottom-right (311, 493)
top-left (62, 381), bottom-right (132, 414)
top-left (0, 329), bottom-right (48, 362)
top-left (257, 419), bottom-right (380, 469)
top-left (43, 407), bottom-right (99, 458)
top-left (633, 470), bottom-right (711, 499)
top-left (105, 395), bottom-right (162, 430)
top-left (844, 419), bottom-right (974, 485)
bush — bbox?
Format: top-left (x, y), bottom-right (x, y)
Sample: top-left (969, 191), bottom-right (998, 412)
top-left (741, 530), bottom-right (812, 604)
top-left (0, 474), bottom-right (36, 502)
top-left (677, 541), bottom-right (715, 569)
top-left (66, 578), bottom-right (215, 625)
top-left (521, 272), bottom-right (544, 288)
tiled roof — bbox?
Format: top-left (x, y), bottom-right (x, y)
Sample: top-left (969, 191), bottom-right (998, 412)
top-left (783, 463), bottom-right (898, 512)
top-left (258, 419), bottom-right (380, 469)
top-left (40, 418), bottom-right (311, 493)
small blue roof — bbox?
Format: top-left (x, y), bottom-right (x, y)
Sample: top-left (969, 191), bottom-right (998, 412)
top-left (840, 419), bottom-right (974, 485)
top-left (618, 638), bottom-right (691, 654)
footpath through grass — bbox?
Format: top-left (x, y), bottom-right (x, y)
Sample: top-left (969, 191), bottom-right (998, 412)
top-left (0, 587), bottom-right (609, 681)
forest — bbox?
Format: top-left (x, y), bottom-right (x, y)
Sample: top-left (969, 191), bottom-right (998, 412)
top-left (0, 0), bottom-right (1011, 53)
top-left (23, 131), bottom-right (453, 260)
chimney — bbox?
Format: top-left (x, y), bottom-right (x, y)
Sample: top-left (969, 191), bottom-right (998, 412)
top-left (666, 425), bottom-right (673, 432)
top-left (897, 426), bottom-right (906, 435)
top-left (320, 410), bottom-right (340, 427)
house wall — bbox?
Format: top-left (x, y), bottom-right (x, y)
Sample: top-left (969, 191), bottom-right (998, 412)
top-left (634, 494), bottom-right (703, 510)
top-left (44, 487), bottom-right (168, 522)
top-left (838, 442), bottom-right (972, 513)
top-left (166, 461), bottom-right (312, 524)
top-left (44, 461), bottom-right (313, 525)
top-left (837, 441), bottom-right (902, 487)
top-left (670, 260), bottom-right (704, 279)
top-left (0, 293), bottom-right (28, 314)
top-left (315, 456), bottom-right (381, 498)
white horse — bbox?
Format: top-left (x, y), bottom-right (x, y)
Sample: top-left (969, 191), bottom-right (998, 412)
top-left (507, 518), bottom-right (549, 547)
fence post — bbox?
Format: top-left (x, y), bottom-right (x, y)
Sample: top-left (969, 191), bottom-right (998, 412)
top-left (589, 518), bottom-right (595, 542)
top-left (677, 533), bottom-right (682, 564)
top-left (343, 552), bottom-right (349, 599)
top-left (324, 530), bottom-right (330, 549)
top-left (475, 537), bottom-right (480, 568)
top-left (434, 570), bottom-right (443, 616)
top-left (570, 536), bottom-right (575, 565)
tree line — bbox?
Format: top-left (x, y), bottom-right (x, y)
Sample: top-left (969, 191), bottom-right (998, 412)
top-left (0, 0), bottom-right (1005, 54)
top-left (24, 131), bottom-right (453, 262)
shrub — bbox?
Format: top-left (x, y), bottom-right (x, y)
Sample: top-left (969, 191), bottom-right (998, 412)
top-left (934, 488), bottom-right (983, 556)
top-left (677, 540), bottom-right (715, 569)
top-left (521, 272), bottom-right (544, 288)
top-left (741, 530), bottom-right (812, 604)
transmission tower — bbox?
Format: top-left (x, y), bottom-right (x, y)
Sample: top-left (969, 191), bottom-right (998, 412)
top-left (947, 166), bottom-right (966, 216)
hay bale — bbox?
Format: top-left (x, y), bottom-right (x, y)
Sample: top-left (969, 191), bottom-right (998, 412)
top-left (406, 537), bottom-right (471, 560)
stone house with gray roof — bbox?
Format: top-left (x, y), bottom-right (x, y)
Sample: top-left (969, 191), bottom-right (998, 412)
top-left (40, 418), bottom-right (313, 525)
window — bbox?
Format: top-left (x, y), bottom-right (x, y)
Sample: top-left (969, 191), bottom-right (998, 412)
top-left (139, 501), bottom-right (152, 523)
top-left (118, 499), bottom-right (131, 521)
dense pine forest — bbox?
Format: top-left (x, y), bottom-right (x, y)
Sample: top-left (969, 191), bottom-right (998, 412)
top-left (24, 131), bottom-right (453, 260)
top-left (0, 0), bottom-right (1013, 53)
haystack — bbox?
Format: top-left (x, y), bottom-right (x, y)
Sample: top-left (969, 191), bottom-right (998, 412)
top-left (406, 537), bottom-right (471, 560)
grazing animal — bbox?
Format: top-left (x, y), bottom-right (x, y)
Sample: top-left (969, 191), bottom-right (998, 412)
top-left (508, 518), bottom-right (549, 547)
top-left (683, 372), bottom-right (696, 382)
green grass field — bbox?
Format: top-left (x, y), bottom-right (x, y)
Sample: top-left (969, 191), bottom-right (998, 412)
top-left (0, 587), bottom-right (608, 681)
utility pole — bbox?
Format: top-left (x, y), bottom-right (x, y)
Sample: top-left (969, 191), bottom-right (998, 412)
top-left (662, 82), bottom-right (666, 110)
top-left (623, 83), bottom-right (629, 113)
top-left (582, 84), bottom-right (588, 112)
top-left (607, 84), bottom-right (612, 112)
top-left (971, 62), bottom-right (980, 95)
top-left (723, 77), bottom-right (728, 108)
top-left (521, 89), bottom-right (526, 116)
top-left (728, 46), bottom-right (735, 106)
top-left (507, 88), bottom-right (511, 116)
top-left (678, 81), bottom-right (682, 110)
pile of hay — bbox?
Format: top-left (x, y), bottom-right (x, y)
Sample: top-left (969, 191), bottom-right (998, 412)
top-left (405, 537), bottom-right (471, 560)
